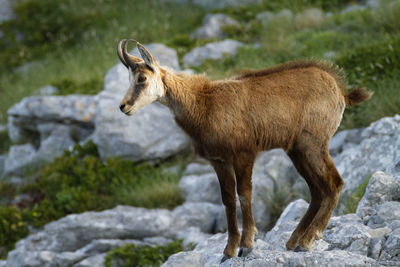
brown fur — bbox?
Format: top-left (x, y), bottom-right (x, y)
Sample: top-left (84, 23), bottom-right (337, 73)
top-left (120, 52), bottom-right (371, 260)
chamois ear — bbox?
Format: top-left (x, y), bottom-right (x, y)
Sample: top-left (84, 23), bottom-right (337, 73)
top-left (137, 43), bottom-right (157, 68)
top-left (117, 39), bottom-right (143, 69)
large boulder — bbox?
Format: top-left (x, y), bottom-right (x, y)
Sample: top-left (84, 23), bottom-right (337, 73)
top-left (182, 39), bottom-right (244, 67)
top-left (2, 144), bottom-right (37, 176)
top-left (8, 95), bottom-right (97, 144)
top-left (333, 115), bottom-right (400, 195)
top-left (191, 14), bottom-right (239, 40)
top-left (93, 43), bottom-right (191, 161)
top-left (5, 202), bottom-right (222, 267)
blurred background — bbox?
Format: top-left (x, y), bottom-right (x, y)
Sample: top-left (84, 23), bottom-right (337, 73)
top-left (0, 0), bottom-right (399, 265)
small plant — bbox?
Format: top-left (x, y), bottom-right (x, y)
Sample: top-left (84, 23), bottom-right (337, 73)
top-left (104, 239), bottom-right (184, 267)
top-left (0, 206), bottom-right (29, 259)
top-left (341, 174), bottom-right (372, 214)
top-left (0, 130), bottom-right (11, 154)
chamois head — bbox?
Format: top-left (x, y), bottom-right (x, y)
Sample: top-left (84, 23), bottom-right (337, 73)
top-left (117, 39), bottom-right (165, 115)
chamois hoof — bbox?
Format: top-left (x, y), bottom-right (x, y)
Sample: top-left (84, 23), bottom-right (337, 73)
top-left (238, 247), bottom-right (253, 257)
top-left (220, 254), bottom-right (231, 263)
top-left (293, 245), bottom-right (308, 252)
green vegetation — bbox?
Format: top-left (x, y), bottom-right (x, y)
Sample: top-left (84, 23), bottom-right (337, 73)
top-left (104, 240), bottom-right (184, 267)
top-left (0, 141), bottom-right (185, 257)
top-left (341, 175), bottom-right (373, 214)
top-left (0, 0), bottom-right (205, 123)
top-left (0, 130), bottom-right (11, 154)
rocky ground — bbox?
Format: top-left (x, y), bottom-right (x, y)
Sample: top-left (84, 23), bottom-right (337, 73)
top-left (0, 1), bottom-right (399, 266)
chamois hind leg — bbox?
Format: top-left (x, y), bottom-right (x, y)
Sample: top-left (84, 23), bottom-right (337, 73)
top-left (296, 149), bottom-right (343, 251)
top-left (287, 138), bottom-right (343, 251)
top-left (285, 148), bottom-right (323, 250)
top-left (233, 152), bottom-right (257, 257)
top-left (210, 160), bottom-right (240, 262)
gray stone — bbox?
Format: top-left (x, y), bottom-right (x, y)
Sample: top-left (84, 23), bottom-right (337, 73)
top-left (93, 62), bottom-right (190, 161)
top-left (357, 171), bottom-right (400, 220)
top-left (171, 202), bottom-right (222, 234)
top-left (73, 253), bottom-right (105, 267)
top-left (34, 85), bottom-right (59, 96)
top-left (183, 162), bottom-right (214, 176)
top-left (129, 43), bottom-right (181, 70)
top-left (0, 0), bottom-right (14, 23)
top-left (3, 144), bottom-right (37, 176)
top-left (35, 125), bottom-right (75, 163)
top-left (382, 228), bottom-right (400, 260)
top-left (7, 95), bottom-right (97, 144)
top-left (329, 128), bottom-right (363, 155)
top-left (179, 173), bottom-right (221, 204)
top-left (162, 232), bottom-right (378, 267)
top-left (367, 201), bottom-right (400, 228)
top-left (176, 227), bottom-right (213, 248)
top-left (191, 14), bottom-right (239, 40)
top-left (182, 39), bottom-right (244, 67)
top-left (333, 115), bottom-right (400, 195)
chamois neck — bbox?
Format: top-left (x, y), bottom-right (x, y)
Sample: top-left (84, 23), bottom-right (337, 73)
top-left (161, 70), bottom-right (210, 120)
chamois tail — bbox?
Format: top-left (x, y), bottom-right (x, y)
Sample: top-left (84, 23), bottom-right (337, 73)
top-left (345, 88), bottom-right (372, 107)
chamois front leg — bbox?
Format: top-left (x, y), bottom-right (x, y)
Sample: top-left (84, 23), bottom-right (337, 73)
top-left (234, 153), bottom-right (257, 257)
top-left (211, 160), bottom-right (240, 263)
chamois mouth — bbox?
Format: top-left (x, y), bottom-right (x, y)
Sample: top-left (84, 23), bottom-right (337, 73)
top-left (125, 108), bottom-right (135, 116)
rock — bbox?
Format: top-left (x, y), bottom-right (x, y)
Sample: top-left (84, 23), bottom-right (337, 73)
top-left (2, 144), bottom-right (37, 176)
top-left (182, 162), bottom-right (214, 176)
top-left (129, 43), bottom-right (181, 70)
top-left (264, 199), bottom-right (308, 251)
top-left (171, 202), bottom-right (222, 234)
top-left (34, 85), bottom-right (59, 96)
top-left (329, 128), bottom-right (363, 155)
top-left (191, 14), bottom-right (239, 40)
top-left (93, 60), bottom-right (190, 161)
top-left (333, 115), bottom-right (400, 195)
top-left (8, 95), bottom-right (97, 144)
top-left (73, 253), bottom-right (105, 267)
top-left (35, 125), bottom-right (75, 163)
top-left (0, 0), bottom-right (14, 23)
top-left (182, 39), bottom-right (244, 67)
top-left (5, 202), bottom-right (222, 266)
top-left (179, 173), bottom-right (221, 204)
top-left (382, 228), bottom-right (400, 261)
top-left (367, 202), bottom-right (400, 228)
top-left (356, 171), bottom-right (400, 220)
top-left (176, 227), bottom-right (213, 248)
top-left (162, 232), bottom-right (378, 267)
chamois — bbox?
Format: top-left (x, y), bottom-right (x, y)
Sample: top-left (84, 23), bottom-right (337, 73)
top-left (116, 39), bottom-right (371, 262)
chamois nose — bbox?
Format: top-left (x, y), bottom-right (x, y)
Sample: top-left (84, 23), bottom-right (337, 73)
top-left (119, 103), bottom-right (126, 112)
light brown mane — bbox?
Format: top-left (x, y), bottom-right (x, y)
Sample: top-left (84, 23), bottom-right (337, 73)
top-left (237, 59), bottom-right (347, 91)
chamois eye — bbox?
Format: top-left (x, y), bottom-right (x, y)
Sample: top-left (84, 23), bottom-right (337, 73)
top-left (137, 75), bottom-right (147, 83)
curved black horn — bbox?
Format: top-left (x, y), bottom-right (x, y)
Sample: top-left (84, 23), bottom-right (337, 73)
top-left (122, 39), bottom-right (140, 70)
top-left (117, 39), bottom-right (128, 68)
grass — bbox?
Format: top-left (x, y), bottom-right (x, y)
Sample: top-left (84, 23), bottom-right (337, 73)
top-left (0, 141), bottom-right (186, 258)
top-left (104, 239), bottom-right (185, 267)
top-left (341, 174), bottom-right (372, 214)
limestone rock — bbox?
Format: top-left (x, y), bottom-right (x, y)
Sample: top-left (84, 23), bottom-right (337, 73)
top-left (191, 14), bottom-right (239, 40)
top-left (182, 39), bottom-right (244, 67)
top-left (3, 144), bottom-right (37, 176)
top-left (356, 171), bottom-right (400, 219)
top-left (333, 115), bottom-right (400, 195)
top-left (129, 43), bottom-right (181, 70)
top-left (0, 0), bottom-right (14, 23)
